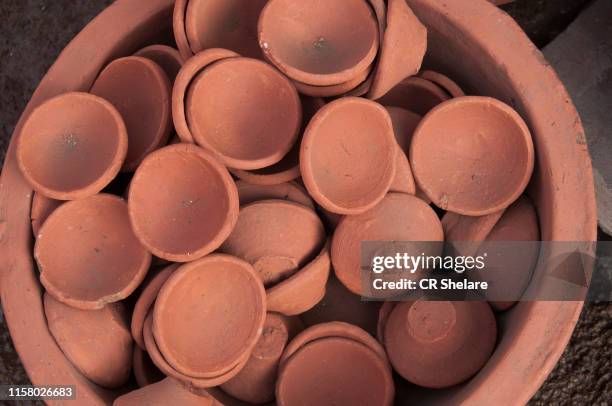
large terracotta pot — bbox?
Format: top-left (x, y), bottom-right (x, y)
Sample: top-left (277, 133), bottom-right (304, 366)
top-left (0, 0), bottom-right (596, 405)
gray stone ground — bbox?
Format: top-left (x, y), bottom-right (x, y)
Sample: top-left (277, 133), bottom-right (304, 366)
top-left (0, 0), bottom-right (609, 404)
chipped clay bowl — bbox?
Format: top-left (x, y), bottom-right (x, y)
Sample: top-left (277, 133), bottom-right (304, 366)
top-left (0, 0), bottom-right (596, 405)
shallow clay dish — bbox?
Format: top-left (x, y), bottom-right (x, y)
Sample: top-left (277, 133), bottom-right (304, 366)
top-left (35, 194), bottom-right (151, 309)
top-left (186, 57), bottom-right (301, 170)
top-left (258, 0), bottom-right (379, 86)
top-left (30, 193), bottom-right (63, 236)
top-left (132, 346), bottom-right (164, 388)
top-left (419, 70), bottom-right (466, 98)
top-left (377, 76), bottom-right (450, 115)
top-left (114, 377), bottom-right (219, 406)
top-left (16, 92), bottom-right (127, 200)
top-left (134, 44), bottom-right (184, 81)
top-left (91, 56), bottom-right (172, 171)
top-left (410, 96), bottom-right (535, 215)
top-left (389, 147), bottom-right (416, 195)
top-left (128, 144), bottom-right (238, 262)
top-left (173, 0), bottom-right (195, 60)
top-left (385, 106), bottom-right (422, 152)
top-left (301, 97), bottom-right (396, 215)
top-left (293, 66), bottom-right (371, 98)
top-left (236, 181), bottom-right (315, 210)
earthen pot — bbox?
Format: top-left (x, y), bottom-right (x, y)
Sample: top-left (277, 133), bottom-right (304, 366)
top-left (331, 193), bottom-right (443, 295)
top-left (292, 66), bottom-right (371, 98)
top-left (220, 313), bottom-right (302, 404)
top-left (114, 377), bottom-right (219, 406)
top-left (186, 57), bottom-right (302, 170)
top-left (376, 301), bottom-right (395, 342)
top-left (258, 0), bottom-right (379, 86)
top-left (35, 194), bottom-right (151, 309)
top-left (389, 147), bottom-right (416, 195)
top-left (236, 181), bottom-right (315, 210)
top-left (385, 106), bottom-right (422, 152)
top-left (173, 0), bottom-right (195, 60)
top-left (132, 346), bottom-right (164, 388)
top-left (410, 96), bottom-right (535, 216)
top-left (221, 199), bottom-right (325, 287)
top-left (266, 241), bottom-right (331, 316)
top-left (131, 263), bottom-right (179, 350)
top-left (301, 97), bottom-right (396, 215)
top-left (377, 76), bottom-right (450, 116)
top-left (134, 44), bottom-right (184, 81)
top-left (368, 0), bottom-right (427, 99)
top-left (383, 300), bottom-right (497, 388)
top-left (44, 294), bottom-right (132, 389)
top-left (91, 56), bottom-right (172, 171)
top-left (16, 92), bottom-right (127, 200)
top-left (419, 70), bottom-right (466, 98)
top-left (30, 193), bottom-right (63, 236)
top-left (153, 254), bottom-right (266, 379)
top-left (128, 144), bottom-right (239, 262)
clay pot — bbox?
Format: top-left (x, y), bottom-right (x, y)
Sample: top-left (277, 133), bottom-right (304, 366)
top-left (128, 144), bottom-right (239, 262)
top-left (331, 193), bottom-right (443, 295)
top-left (43, 294), bottom-right (132, 389)
top-left (91, 56), bottom-right (172, 171)
top-left (114, 377), bottom-right (219, 406)
top-left (377, 76), bottom-right (450, 115)
top-left (293, 66), bottom-right (371, 98)
top-left (383, 300), bottom-right (497, 388)
top-left (132, 346), bottom-right (164, 388)
top-left (410, 96), bottom-right (535, 216)
top-left (419, 70), bottom-right (466, 98)
top-left (236, 181), bottom-right (314, 210)
top-left (173, 0), bottom-right (195, 60)
top-left (35, 194), bottom-right (151, 309)
top-left (266, 241), bottom-right (331, 316)
top-left (131, 264), bottom-right (178, 350)
top-left (301, 97), bottom-right (396, 215)
top-left (186, 57), bottom-right (302, 170)
top-left (30, 193), bottom-right (63, 236)
top-left (221, 199), bottom-right (326, 287)
top-left (385, 106), bottom-right (422, 152)
top-left (153, 254), bottom-right (266, 379)
top-left (389, 148), bottom-right (416, 195)
top-left (220, 313), bottom-right (303, 404)
top-left (16, 92), bottom-right (127, 200)
top-left (442, 209), bottom-right (505, 257)
top-left (258, 0), bottom-right (379, 86)
top-left (134, 44), bottom-right (184, 81)
top-left (368, 0), bottom-right (427, 99)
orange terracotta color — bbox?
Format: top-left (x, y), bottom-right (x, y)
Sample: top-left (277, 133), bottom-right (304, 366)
top-left (114, 377), bottom-right (219, 406)
top-left (30, 193), bottom-right (62, 236)
top-left (186, 57), bottom-right (302, 170)
top-left (91, 56), bottom-right (172, 171)
top-left (35, 194), bottom-right (151, 309)
top-left (153, 254), bottom-right (266, 379)
top-left (44, 294), bottom-right (132, 389)
top-left (368, 0), bottom-right (427, 99)
top-left (377, 76), bottom-right (450, 115)
top-left (221, 200), bottom-right (325, 287)
top-left (236, 181), bottom-right (315, 210)
top-left (442, 210), bottom-right (505, 244)
top-left (301, 97), bottom-right (396, 215)
top-left (318, 206), bottom-right (342, 231)
top-left (16, 92), bottom-right (127, 200)
top-left (266, 241), bottom-right (331, 316)
top-left (173, 0), bottom-right (195, 60)
top-left (128, 144), bottom-right (239, 262)
top-left (419, 70), bottom-right (466, 98)
top-left (292, 66), bottom-right (371, 98)
top-left (258, 0), bottom-right (379, 86)
top-left (410, 96), bottom-right (535, 216)
top-left (132, 346), bottom-right (164, 388)
top-left (134, 44), bottom-right (185, 81)
top-left (376, 301), bottom-right (395, 342)
top-left (389, 147), bottom-right (416, 195)
top-left (385, 106), bottom-right (422, 152)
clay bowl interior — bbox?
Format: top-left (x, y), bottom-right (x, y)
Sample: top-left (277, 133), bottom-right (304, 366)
top-left (0, 0), bottom-right (596, 405)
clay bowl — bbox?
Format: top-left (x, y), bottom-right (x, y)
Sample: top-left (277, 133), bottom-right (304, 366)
top-left (221, 199), bottom-right (326, 287)
top-left (30, 192), bottom-right (63, 236)
top-left (90, 56), bottom-right (172, 171)
top-left (386, 107), bottom-right (421, 195)
top-left (389, 147), bottom-right (416, 194)
top-left (236, 180), bottom-right (315, 210)
top-left (128, 144), bottom-right (239, 262)
top-left (132, 346), bottom-right (164, 388)
top-left (258, 0), bottom-right (379, 86)
top-left (410, 96), bottom-right (535, 216)
top-left (377, 76), bottom-right (450, 115)
top-left (292, 66), bottom-right (371, 98)
top-left (186, 57), bottom-right (302, 170)
top-left (134, 44), bottom-right (184, 81)
top-left (35, 193), bottom-right (151, 309)
top-left (16, 92), bottom-right (127, 200)
top-left (301, 97), bottom-right (396, 215)
top-left (114, 377), bottom-right (219, 406)
top-left (419, 70), bottom-right (466, 98)
top-left (44, 294), bottom-right (132, 389)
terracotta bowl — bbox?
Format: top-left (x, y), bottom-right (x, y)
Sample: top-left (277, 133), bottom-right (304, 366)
top-left (0, 0), bottom-right (596, 405)
top-left (134, 44), bottom-right (184, 81)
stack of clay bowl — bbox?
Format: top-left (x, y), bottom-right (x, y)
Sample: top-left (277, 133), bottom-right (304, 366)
top-left (0, 0), bottom-right (596, 405)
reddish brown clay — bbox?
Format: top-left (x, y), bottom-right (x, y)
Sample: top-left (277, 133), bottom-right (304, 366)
top-left (292, 66), bottom-right (371, 98)
top-left (258, 0), bottom-right (379, 86)
top-left (153, 254), bottom-right (266, 379)
top-left (134, 44), bottom-right (185, 81)
top-left (389, 147), bottom-right (416, 195)
top-left (383, 300), bottom-right (497, 388)
top-left (16, 92), bottom-right (127, 200)
top-left (419, 70), bottom-right (466, 98)
top-left (442, 210), bottom-right (505, 245)
top-left (266, 241), bottom-right (331, 316)
top-left (332, 193), bottom-right (443, 295)
top-left (35, 194), bottom-right (151, 309)
top-left (186, 57), bottom-right (301, 170)
top-left (377, 76), bottom-right (450, 116)
top-left (132, 346), bottom-right (164, 388)
top-left (44, 294), bottom-right (132, 389)
top-left (236, 181), bottom-right (315, 210)
top-left (173, 0), bottom-right (195, 60)
top-left (410, 96), bottom-right (535, 216)
top-left (128, 144), bottom-right (239, 262)
top-left (30, 193), bottom-right (63, 236)
top-left (385, 106), bottom-right (422, 152)
top-left (114, 377), bottom-right (219, 406)
top-left (221, 199), bottom-right (326, 287)
top-left (368, 0), bottom-right (427, 99)
top-left (376, 301), bottom-right (395, 343)
top-left (301, 97), bottom-right (396, 215)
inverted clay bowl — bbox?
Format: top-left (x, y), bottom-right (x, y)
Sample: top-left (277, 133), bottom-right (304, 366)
top-left (128, 144), bottom-right (239, 262)
top-left (410, 96), bottom-right (535, 216)
top-left (30, 192), bottom-right (63, 236)
top-left (91, 56), bottom-right (172, 171)
top-left (134, 44), bottom-right (184, 81)
top-left (132, 346), bottom-right (164, 388)
top-left (44, 294), bottom-right (132, 389)
top-left (35, 193), bottom-right (151, 309)
top-left (301, 97), bottom-right (396, 214)
top-left (153, 254), bottom-right (266, 379)
top-left (16, 92), bottom-right (127, 200)
top-left (419, 70), bottom-right (466, 98)
top-left (377, 76), bottom-right (450, 115)
top-left (114, 377), bottom-right (219, 406)
top-left (236, 180), bottom-right (315, 210)
top-left (258, 0), bottom-right (379, 86)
